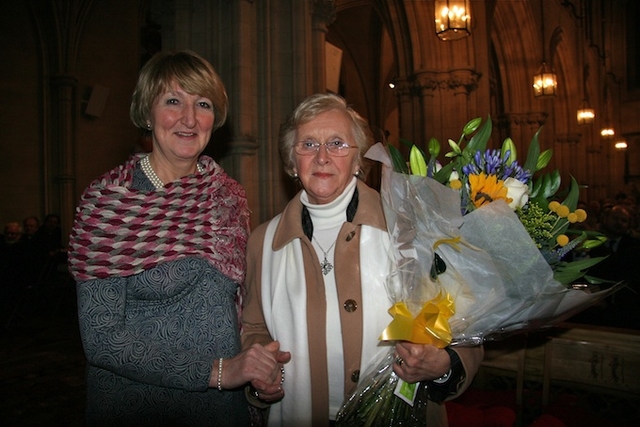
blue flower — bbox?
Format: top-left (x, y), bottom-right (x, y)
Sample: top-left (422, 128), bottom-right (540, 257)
top-left (462, 149), bottom-right (531, 184)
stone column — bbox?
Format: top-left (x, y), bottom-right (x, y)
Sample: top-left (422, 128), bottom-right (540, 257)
top-left (311, 0), bottom-right (336, 93)
top-left (28, 0), bottom-right (92, 243)
top-left (50, 74), bottom-right (79, 242)
top-left (413, 68), bottom-right (481, 148)
top-left (393, 77), bottom-right (419, 153)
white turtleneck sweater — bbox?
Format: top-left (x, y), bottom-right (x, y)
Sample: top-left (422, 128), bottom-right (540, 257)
top-left (300, 177), bottom-right (357, 420)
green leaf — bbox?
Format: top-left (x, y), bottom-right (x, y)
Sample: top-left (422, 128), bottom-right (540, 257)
top-left (501, 137), bottom-right (516, 165)
top-left (428, 137), bottom-right (441, 157)
top-left (536, 149), bottom-right (553, 171)
top-left (553, 257), bottom-right (608, 286)
top-left (582, 274), bottom-right (618, 285)
top-left (409, 145), bottom-right (427, 176)
top-left (433, 162), bottom-right (455, 183)
top-left (560, 257), bottom-right (607, 271)
top-left (540, 170), bottom-right (561, 199)
top-left (530, 170), bottom-right (561, 200)
top-left (523, 128), bottom-right (542, 174)
top-left (562, 176), bottom-right (580, 211)
top-left (388, 144), bottom-right (409, 174)
top-left (466, 116), bottom-right (492, 153)
top-left (582, 236), bottom-right (607, 249)
top-left (530, 181), bottom-right (542, 200)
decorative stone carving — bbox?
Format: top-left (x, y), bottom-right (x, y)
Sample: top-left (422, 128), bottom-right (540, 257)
top-left (413, 69), bottom-right (482, 95)
top-left (391, 78), bottom-right (416, 99)
top-left (502, 112), bottom-right (548, 128)
top-left (555, 133), bottom-right (581, 144)
top-left (313, 0), bottom-right (336, 26)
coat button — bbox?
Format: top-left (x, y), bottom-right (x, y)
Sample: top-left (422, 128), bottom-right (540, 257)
top-left (343, 299), bottom-right (358, 312)
top-left (351, 370), bottom-right (360, 382)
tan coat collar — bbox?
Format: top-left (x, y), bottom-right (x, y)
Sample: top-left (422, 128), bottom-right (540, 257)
top-left (271, 179), bottom-right (387, 250)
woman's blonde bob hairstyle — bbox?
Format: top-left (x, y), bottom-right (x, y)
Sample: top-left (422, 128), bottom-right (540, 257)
top-left (130, 50), bottom-right (228, 131)
top-left (279, 93), bottom-right (373, 177)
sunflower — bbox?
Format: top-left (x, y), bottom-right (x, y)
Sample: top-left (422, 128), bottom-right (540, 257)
top-left (468, 172), bottom-right (513, 209)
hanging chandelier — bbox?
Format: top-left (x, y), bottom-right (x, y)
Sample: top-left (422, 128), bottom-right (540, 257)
top-left (576, 27), bottom-right (594, 124)
top-left (600, 84), bottom-right (615, 139)
top-left (533, 62), bottom-right (558, 97)
top-left (577, 100), bottom-right (595, 125)
top-left (435, 0), bottom-right (471, 41)
top-left (600, 127), bottom-right (615, 139)
top-left (533, 1), bottom-right (557, 97)
top-left (614, 140), bottom-right (628, 150)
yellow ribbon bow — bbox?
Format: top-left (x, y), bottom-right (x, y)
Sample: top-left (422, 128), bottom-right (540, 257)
top-left (379, 292), bottom-right (455, 348)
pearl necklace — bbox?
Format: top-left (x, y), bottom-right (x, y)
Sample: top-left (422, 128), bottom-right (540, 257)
top-left (141, 155), bottom-right (204, 189)
top-left (313, 236), bottom-right (337, 276)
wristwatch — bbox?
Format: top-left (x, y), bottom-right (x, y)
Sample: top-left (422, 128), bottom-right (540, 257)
top-left (426, 347), bottom-right (466, 403)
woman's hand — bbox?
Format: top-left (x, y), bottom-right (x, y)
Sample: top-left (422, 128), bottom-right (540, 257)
top-left (211, 340), bottom-right (291, 400)
top-left (248, 341), bottom-right (291, 402)
top-left (392, 341), bottom-right (451, 384)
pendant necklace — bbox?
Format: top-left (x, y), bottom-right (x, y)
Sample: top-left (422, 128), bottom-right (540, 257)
top-left (313, 236), bottom-right (337, 276)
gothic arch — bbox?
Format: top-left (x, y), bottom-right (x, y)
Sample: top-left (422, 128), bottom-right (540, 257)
top-left (491, 0), bottom-right (540, 116)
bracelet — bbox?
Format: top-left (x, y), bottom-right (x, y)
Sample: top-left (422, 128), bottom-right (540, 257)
top-left (217, 357), bottom-right (223, 391)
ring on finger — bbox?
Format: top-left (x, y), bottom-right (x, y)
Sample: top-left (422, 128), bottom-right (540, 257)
top-left (394, 355), bottom-right (404, 366)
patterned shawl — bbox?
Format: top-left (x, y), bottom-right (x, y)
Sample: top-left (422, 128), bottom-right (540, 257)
top-left (68, 154), bottom-right (250, 285)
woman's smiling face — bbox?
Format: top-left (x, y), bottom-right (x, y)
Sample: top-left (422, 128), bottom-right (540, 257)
top-left (293, 109), bottom-right (360, 205)
top-left (149, 82), bottom-right (215, 163)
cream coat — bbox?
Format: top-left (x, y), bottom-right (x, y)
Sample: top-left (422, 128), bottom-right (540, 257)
top-left (242, 180), bottom-right (484, 427)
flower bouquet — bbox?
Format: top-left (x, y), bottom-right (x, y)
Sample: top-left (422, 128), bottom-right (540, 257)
top-left (336, 117), bottom-right (620, 426)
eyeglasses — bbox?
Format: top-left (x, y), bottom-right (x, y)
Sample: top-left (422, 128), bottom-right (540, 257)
top-left (294, 140), bottom-right (358, 157)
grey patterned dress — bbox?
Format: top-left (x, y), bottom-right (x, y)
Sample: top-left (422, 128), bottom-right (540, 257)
top-left (75, 167), bottom-right (249, 426)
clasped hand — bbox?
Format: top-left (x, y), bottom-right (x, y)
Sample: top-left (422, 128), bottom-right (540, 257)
top-left (211, 341), bottom-right (291, 402)
top-left (392, 341), bottom-right (451, 384)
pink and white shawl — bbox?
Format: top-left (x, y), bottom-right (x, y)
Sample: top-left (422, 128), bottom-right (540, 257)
top-left (68, 154), bottom-right (250, 285)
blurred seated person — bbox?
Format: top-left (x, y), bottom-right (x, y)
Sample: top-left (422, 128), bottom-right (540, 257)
top-left (22, 216), bottom-right (40, 240)
top-left (1, 222), bottom-right (25, 274)
top-left (1, 221), bottom-right (23, 248)
top-left (574, 204), bottom-right (640, 329)
top-left (1, 222), bottom-right (26, 305)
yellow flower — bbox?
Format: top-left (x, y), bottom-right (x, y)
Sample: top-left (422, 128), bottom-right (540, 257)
top-left (574, 208), bottom-right (587, 222)
top-left (548, 201), bottom-right (560, 212)
top-left (567, 212), bottom-right (578, 223)
top-left (468, 173), bottom-right (512, 209)
top-left (556, 234), bottom-right (569, 247)
top-left (556, 205), bottom-right (570, 218)
top-left (450, 179), bottom-right (462, 190)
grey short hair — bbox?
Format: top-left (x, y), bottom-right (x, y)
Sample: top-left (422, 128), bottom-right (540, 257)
top-left (278, 93), bottom-right (373, 177)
